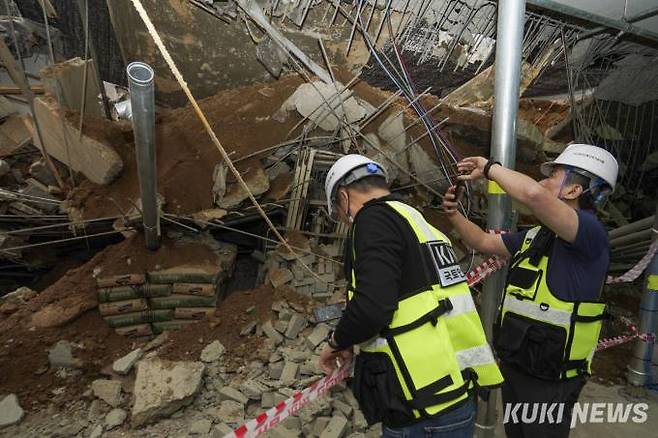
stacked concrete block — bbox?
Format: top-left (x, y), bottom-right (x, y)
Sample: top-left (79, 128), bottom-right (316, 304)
top-left (96, 263), bottom-right (228, 336)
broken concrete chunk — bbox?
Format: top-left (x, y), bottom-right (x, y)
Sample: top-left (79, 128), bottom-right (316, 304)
top-left (333, 399), bottom-right (353, 417)
top-left (284, 82), bottom-right (367, 131)
top-left (105, 408), bottom-right (127, 430)
top-left (189, 418), bottom-right (213, 435)
top-left (201, 340), bottom-right (226, 363)
top-left (320, 416), bottom-right (349, 438)
top-left (213, 423), bottom-right (235, 436)
top-left (219, 386), bottom-right (249, 405)
top-left (269, 426), bottom-right (299, 438)
top-left (113, 348), bottom-right (143, 375)
top-left (240, 320), bottom-right (258, 336)
top-left (92, 379), bottom-right (122, 408)
top-left (144, 332), bottom-right (168, 352)
top-left (216, 400), bottom-right (245, 424)
top-left (31, 97), bottom-right (123, 185)
top-left (48, 340), bottom-right (81, 369)
top-left (279, 361), bottom-right (299, 386)
top-left (0, 394), bottom-right (24, 427)
top-left (41, 57), bottom-right (103, 117)
top-left (268, 268), bottom-right (294, 289)
top-left (313, 417), bottom-right (332, 436)
top-left (88, 423), bottom-right (103, 438)
top-left (274, 320), bottom-right (288, 333)
top-left (239, 379), bottom-right (267, 400)
top-left (284, 313), bottom-right (307, 339)
top-left (131, 358), bottom-right (205, 427)
top-left (269, 361), bottom-right (284, 380)
top-left (262, 320), bottom-right (284, 345)
top-left (217, 163), bottom-right (270, 209)
top-left (261, 391), bottom-right (275, 409)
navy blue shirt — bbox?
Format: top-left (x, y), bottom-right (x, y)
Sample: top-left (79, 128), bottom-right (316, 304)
top-left (501, 210), bottom-right (609, 302)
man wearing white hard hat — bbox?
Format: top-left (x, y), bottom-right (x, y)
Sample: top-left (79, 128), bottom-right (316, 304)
top-left (443, 144), bottom-right (619, 438)
top-left (319, 154), bottom-right (503, 438)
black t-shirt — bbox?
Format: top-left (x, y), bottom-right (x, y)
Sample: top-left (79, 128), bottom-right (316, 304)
top-left (333, 195), bottom-right (444, 349)
top-left (501, 209), bottom-right (609, 302)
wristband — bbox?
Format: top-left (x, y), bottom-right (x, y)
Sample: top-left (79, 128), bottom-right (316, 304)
top-left (326, 330), bottom-right (342, 351)
top-left (483, 159), bottom-right (502, 179)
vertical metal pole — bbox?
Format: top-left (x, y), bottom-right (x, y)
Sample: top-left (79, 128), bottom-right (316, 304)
top-left (627, 205), bottom-right (658, 386)
top-left (127, 62), bottom-right (160, 250)
top-left (475, 1), bottom-right (526, 437)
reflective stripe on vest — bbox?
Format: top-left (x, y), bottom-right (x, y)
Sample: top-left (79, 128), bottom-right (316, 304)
top-left (502, 295), bottom-right (572, 326)
top-left (349, 200), bottom-right (504, 418)
top-left (456, 344), bottom-right (497, 370)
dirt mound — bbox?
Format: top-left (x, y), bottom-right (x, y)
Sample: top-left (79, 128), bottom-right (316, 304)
top-left (0, 233), bottom-right (222, 410)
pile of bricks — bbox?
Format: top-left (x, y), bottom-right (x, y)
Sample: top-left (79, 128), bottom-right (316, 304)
top-left (211, 298), bottom-right (379, 438)
top-left (264, 243), bottom-right (345, 300)
top-left (96, 267), bottom-right (224, 337)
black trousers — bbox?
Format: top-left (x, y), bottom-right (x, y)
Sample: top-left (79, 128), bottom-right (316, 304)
top-left (500, 362), bottom-right (586, 438)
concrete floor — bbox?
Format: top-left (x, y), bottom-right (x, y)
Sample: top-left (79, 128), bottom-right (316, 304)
top-left (489, 382), bottom-right (658, 437)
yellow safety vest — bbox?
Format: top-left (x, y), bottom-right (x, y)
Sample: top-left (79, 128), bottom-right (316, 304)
top-left (496, 226), bottom-right (607, 380)
top-left (348, 201), bottom-right (503, 421)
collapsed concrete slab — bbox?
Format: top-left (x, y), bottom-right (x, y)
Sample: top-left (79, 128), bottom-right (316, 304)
top-left (30, 96), bottom-right (123, 185)
top-left (40, 57), bottom-right (104, 118)
top-left (131, 358), bottom-right (205, 427)
top-left (282, 82), bottom-right (368, 131)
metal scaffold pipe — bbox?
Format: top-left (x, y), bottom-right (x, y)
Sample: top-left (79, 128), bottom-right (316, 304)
top-left (627, 205), bottom-right (658, 386)
top-left (127, 61), bottom-right (160, 250)
top-left (475, 1), bottom-right (526, 437)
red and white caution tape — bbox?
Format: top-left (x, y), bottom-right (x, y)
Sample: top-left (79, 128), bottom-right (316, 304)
top-left (606, 238), bottom-right (658, 284)
top-left (224, 361), bottom-right (353, 438)
top-left (596, 316), bottom-right (656, 351)
top-left (466, 255), bottom-right (508, 287)
top-left (465, 230), bottom-right (508, 287)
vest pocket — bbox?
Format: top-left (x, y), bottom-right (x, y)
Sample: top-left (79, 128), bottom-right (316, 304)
top-left (495, 312), bottom-right (567, 381)
top-left (351, 352), bottom-right (414, 427)
top-left (506, 267), bottom-right (542, 301)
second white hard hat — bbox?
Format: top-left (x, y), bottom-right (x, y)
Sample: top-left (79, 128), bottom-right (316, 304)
top-left (540, 144), bottom-right (618, 191)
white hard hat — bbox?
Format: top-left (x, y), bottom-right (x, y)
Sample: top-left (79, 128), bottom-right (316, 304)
top-left (540, 144), bottom-right (618, 192)
top-left (325, 154), bottom-right (388, 218)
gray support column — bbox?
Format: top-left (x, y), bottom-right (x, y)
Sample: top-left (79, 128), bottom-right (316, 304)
top-left (475, 1), bottom-right (526, 436)
top-left (127, 61), bottom-right (160, 250)
top-left (627, 205), bottom-right (658, 386)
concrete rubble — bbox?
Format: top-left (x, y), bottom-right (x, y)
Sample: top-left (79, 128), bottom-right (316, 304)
top-left (131, 358), bottom-right (205, 427)
top-left (91, 379), bottom-right (122, 408)
top-left (201, 340), bottom-right (226, 363)
top-left (105, 408), bottom-right (127, 430)
top-left (0, 394), bottom-right (24, 428)
top-left (48, 340), bottom-right (82, 369)
top-left (113, 348), bottom-right (143, 375)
